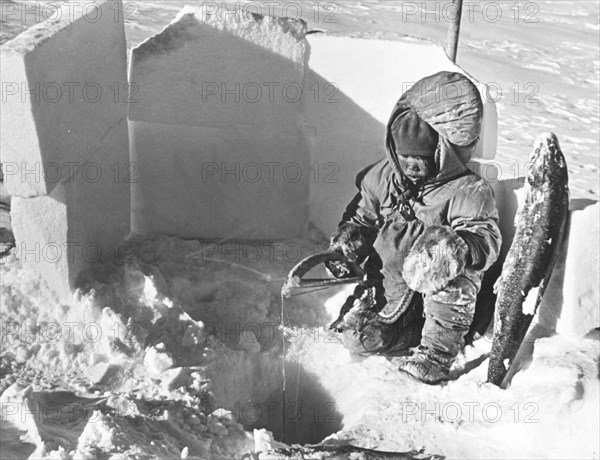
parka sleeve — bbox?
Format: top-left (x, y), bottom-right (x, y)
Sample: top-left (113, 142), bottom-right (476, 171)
top-left (448, 178), bottom-right (502, 272)
top-left (338, 164), bottom-right (382, 246)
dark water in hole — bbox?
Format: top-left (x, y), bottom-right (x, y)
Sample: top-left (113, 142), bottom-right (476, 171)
top-left (244, 359), bottom-right (344, 445)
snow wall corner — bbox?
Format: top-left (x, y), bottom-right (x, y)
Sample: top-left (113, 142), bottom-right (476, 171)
top-left (1, 0), bottom-right (131, 302)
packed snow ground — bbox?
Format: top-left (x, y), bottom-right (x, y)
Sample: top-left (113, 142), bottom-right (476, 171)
top-left (1, 234), bottom-right (599, 459)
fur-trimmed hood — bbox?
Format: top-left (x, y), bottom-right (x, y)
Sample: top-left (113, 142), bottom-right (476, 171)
top-left (385, 71), bottom-right (484, 187)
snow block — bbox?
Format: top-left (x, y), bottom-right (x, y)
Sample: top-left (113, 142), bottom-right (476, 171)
top-left (129, 7), bottom-right (309, 239)
top-left (303, 35), bottom-right (498, 236)
top-left (1, 1), bottom-right (131, 301)
top-left (538, 202), bottom-right (600, 335)
top-left (1, 0), bottom-right (130, 197)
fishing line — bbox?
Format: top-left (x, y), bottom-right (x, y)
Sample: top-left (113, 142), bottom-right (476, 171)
top-left (294, 346), bottom-right (302, 442)
top-left (280, 291), bottom-right (306, 445)
top-left (280, 291), bottom-right (287, 444)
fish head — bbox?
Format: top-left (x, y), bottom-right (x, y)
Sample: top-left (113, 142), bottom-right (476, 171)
top-left (527, 132), bottom-right (568, 187)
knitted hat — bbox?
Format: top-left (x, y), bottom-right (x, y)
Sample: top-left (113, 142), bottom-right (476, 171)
top-left (391, 109), bottom-right (439, 157)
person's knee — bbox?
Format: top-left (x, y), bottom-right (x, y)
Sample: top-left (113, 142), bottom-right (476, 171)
top-left (424, 276), bottom-right (478, 329)
top-left (427, 275), bottom-right (478, 305)
top-left (339, 323), bottom-right (393, 355)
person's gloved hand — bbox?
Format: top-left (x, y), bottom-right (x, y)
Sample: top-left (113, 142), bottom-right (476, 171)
top-left (402, 225), bottom-right (468, 295)
top-left (329, 223), bottom-right (370, 263)
top-left (326, 223), bottom-right (370, 279)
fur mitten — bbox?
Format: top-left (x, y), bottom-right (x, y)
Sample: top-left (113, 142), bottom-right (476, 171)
top-left (330, 222), bottom-right (370, 263)
top-left (402, 225), bottom-right (468, 295)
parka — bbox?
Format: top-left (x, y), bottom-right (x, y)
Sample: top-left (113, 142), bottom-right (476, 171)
top-left (339, 71), bottom-right (502, 319)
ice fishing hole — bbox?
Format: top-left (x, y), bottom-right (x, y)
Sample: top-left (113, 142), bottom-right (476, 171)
top-left (242, 356), bottom-right (344, 444)
top-left (173, 255), bottom-right (346, 444)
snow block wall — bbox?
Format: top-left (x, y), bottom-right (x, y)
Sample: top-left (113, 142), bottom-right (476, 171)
top-left (128, 7), bottom-right (309, 239)
top-left (538, 202), bottom-right (600, 335)
top-left (304, 35), bottom-right (498, 235)
top-left (128, 8), bottom-right (497, 240)
top-left (0, 0), bottom-right (131, 302)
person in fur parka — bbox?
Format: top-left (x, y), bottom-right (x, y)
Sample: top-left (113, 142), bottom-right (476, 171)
top-left (329, 71), bottom-right (502, 384)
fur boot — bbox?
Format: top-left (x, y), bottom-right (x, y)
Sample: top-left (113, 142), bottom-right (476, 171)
top-left (402, 225), bottom-right (468, 295)
top-left (396, 345), bottom-right (455, 384)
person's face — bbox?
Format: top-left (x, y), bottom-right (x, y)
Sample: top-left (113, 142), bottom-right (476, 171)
top-left (398, 155), bottom-right (437, 184)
